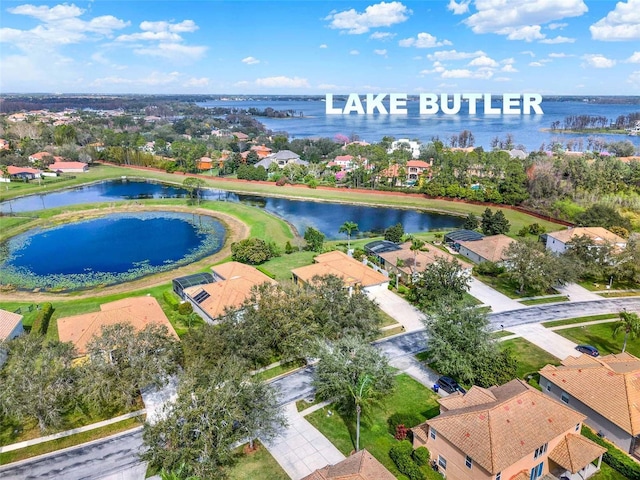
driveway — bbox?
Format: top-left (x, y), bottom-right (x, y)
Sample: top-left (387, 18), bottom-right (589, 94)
top-left (365, 286), bottom-right (425, 332)
top-left (556, 283), bottom-right (602, 302)
top-left (505, 323), bottom-right (580, 360)
top-left (468, 277), bottom-right (522, 313)
top-left (263, 403), bottom-right (345, 480)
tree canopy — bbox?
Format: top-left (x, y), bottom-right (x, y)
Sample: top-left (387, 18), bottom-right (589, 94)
top-left (407, 257), bottom-right (470, 311)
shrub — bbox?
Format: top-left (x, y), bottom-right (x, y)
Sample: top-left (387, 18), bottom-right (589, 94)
top-left (275, 176), bottom-right (288, 186)
top-left (307, 179), bottom-right (319, 189)
top-left (388, 413), bottom-right (423, 435)
top-left (528, 223), bottom-right (545, 235)
top-left (231, 238), bottom-right (280, 264)
top-left (473, 261), bottom-right (505, 277)
top-left (398, 285), bottom-right (409, 295)
top-left (256, 266), bottom-right (276, 279)
top-left (412, 446), bottom-right (430, 466)
top-left (395, 424), bottom-right (409, 441)
top-left (517, 226), bottom-right (529, 237)
top-left (178, 302), bottom-right (193, 315)
top-left (31, 303), bottom-right (54, 336)
top-left (285, 241), bottom-right (294, 254)
top-left (581, 426), bottom-right (640, 479)
top-left (163, 290), bottom-right (180, 310)
top-left (389, 440), bottom-right (425, 480)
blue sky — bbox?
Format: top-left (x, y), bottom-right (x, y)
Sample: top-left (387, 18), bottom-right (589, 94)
top-left (1, 0), bottom-right (639, 95)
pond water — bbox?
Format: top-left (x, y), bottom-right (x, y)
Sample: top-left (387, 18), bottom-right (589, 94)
top-left (0, 211), bottom-right (225, 291)
top-left (0, 180), bottom-right (464, 238)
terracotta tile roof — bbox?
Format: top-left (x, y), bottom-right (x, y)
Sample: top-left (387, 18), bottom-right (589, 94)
top-left (546, 227), bottom-right (627, 246)
top-left (540, 352), bottom-right (640, 435)
top-left (414, 379), bottom-right (585, 474)
top-left (458, 234), bottom-right (515, 263)
top-left (184, 262), bottom-right (276, 320)
top-left (378, 242), bottom-right (472, 274)
top-left (57, 297), bottom-right (178, 355)
top-left (438, 385), bottom-right (497, 412)
top-left (7, 166), bottom-right (41, 175)
top-left (548, 434), bottom-right (605, 474)
top-left (0, 309), bottom-right (23, 340)
top-left (407, 160), bottom-right (431, 168)
top-left (49, 161), bottom-right (88, 170)
top-left (292, 251), bottom-right (388, 288)
top-left (28, 151), bottom-right (54, 160)
top-left (301, 449), bottom-right (396, 480)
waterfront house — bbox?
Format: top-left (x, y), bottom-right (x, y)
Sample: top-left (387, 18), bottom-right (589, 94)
top-left (181, 262), bottom-right (276, 323)
top-left (540, 352), bottom-right (640, 459)
top-left (57, 297), bottom-right (178, 356)
top-left (255, 150), bottom-right (309, 169)
top-left (0, 309), bottom-right (24, 367)
top-left (28, 151), bottom-right (63, 164)
top-left (544, 227), bottom-right (627, 255)
top-left (250, 144), bottom-right (272, 158)
top-left (387, 138), bottom-right (422, 158)
top-left (291, 251), bottom-right (388, 293)
top-left (48, 161), bottom-right (89, 173)
top-left (301, 449), bottom-right (396, 480)
top-left (413, 379), bottom-right (606, 480)
top-left (381, 160), bottom-right (431, 186)
top-left (457, 234), bottom-right (515, 264)
top-left (7, 165), bottom-right (42, 180)
top-left (197, 156), bottom-right (214, 170)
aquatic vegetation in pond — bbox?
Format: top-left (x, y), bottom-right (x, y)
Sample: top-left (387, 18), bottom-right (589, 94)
top-left (0, 211), bottom-right (225, 291)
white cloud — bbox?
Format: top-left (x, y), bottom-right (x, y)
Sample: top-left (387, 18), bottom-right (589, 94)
top-left (548, 52), bottom-right (573, 58)
top-left (116, 31), bottom-right (183, 42)
top-left (547, 22), bottom-right (568, 30)
top-left (498, 25), bottom-right (545, 42)
top-left (582, 54), bottom-right (616, 68)
top-left (427, 49), bottom-right (485, 60)
top-left (319, 44), bottom-right (328, 48)
top-left (140, 20), bottom-right (198, 33)
top-left (501, 64), bottom-right (518, 72)
top-left (370, 31), bottom-right (396, 40)
top-left (590, 0), bottom-right (640, 41)
top-left (447, 0), bottom-right (470, 14)
top-left (183, 77), bottom-right (210, 87)
top-left (441, 68), bottom-right (494, 79)
top-left (468, 55), bottom-right (498, 67)
top-left (8, 4), bottom-right (84, 22)
top-left (529, 61), bottom-right (545, 67)
top-left (350, 49), bottom-right (360, 55)
top-left (241, 56), bottom-right (260, 65)
top-left (521, 50), bottom-right (536, 57)
top-left (494, 77), bottom-right (511, 82)
top-left (464, 0), bottom-right (587, 34)
top-left (325, 1), bottom-right (411, 34)
top-left (91, 71), bottom-right (182, 87)
top-left (399, 32), bottom-right (452, 48)
top-left (540, 36), bottom-right (575, 44)
top-left (134, 43), bottom-right (207, 60)
top-left (627, 52), bottom-right (640, 63)
top-left (628, 71), bottom-right (640, 88)
top-left (374, 49), bottom-right (387, 56)
top-left (255, 76), bottom-right (310, 88)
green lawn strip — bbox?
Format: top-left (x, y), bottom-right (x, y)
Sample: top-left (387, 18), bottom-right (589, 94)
top-left (306, 374), bottom-right (440, 480)
top-left (259, 250), bottom-right (316, 281)
top-left (599, 291), bottom-right (640, 298)
top-left (253, 359), bottom-right (307, 382)
top-left (556, 324), bottom-right (640, 357)
top-left (491, 330), bottom-right (514, 339)
top-left (378, 325), bottom-right (406, 339)
top-left (296, 397), bottom-right (324, 412)
top-left (414, 351), bottom-right (429, 363)
top-left (227, 442), bottom-right (290, 480)
top-left (542, 314), bottom-right (619, 328)
top-left (589, 463), bottom-right (630, 480)
top-left (578, 279), bottom-right (640, 292)
top-left (500, 338), bottom-right (561, 379)
top-left (519, 295), bottom-right (569, 306)
top-left (473, 273), bottom-right (523, 299)
top-left (0, 418), bottom-right (142, 465)
top-left (379, 310), bottom-right (400, 327)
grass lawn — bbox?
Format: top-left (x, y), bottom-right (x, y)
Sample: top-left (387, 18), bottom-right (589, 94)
top-left (543, 314), bottom-right (619, 328)
top-left (500, 338), bottom-right (561, 379)
top-left (253, 359), bottom-right (307, 382)
top-left (227, 442), bottom-right (289, 480)
top-left (599, 291), bottom-right (640, 298)
top-left (556, 323), bottom-right (640, 358)
top-left (378, 325), bottom-right (405, 338)
top-left (578, 279), bottom-right (640, 292)
top-left (491, 330), bottom-right (514, 338)
top-left (589, 463), bottom-right (630, 480)
top-left (259, 250), bottom-right (316, 281)
top-left (0, 418), bottom-right (142, 465)
top-left (473, 273), bottom-right (525, 299)
top-left (519, 295), bottom-right (569, 306)
top-left (305, 374), bottom-right (440, 480)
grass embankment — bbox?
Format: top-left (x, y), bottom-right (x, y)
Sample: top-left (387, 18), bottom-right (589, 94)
top-left (557, 323), bottom-right (640, 358)
top-left (306, 374), bottom-right (441, 480)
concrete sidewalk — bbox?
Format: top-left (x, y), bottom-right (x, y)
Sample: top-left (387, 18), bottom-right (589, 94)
top-left (556, 283), bottom-right (603, 302)
top-left (263, 403), bottom-right (345, 480)
top-left (388, 354), bottom-right (449, 397)
top-left (365, 286), bottom-right (425, 332)
top-left (468, 278), bottom-right (522, 313)
top-left (507, 323), bottom-right (581, 360)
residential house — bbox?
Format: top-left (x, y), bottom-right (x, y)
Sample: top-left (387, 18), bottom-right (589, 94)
top-left (232, 132), bottom-right (249, 142)
top-left (28, 152), bottom-right (62, 164)
top-left (0, 139), bottom-right (10, 150)
top-left (545, 227), bottom-right (627, 255)
top-left (291, 250), bottom-right (388, 293)
top-left (7, 165), bottom-right (42, 180)
top-left (57, 297), bottom-right (179, 356)
top-left (381, 160), bottom-right (432, 185)
top-left (456, 234), bottom-right (515, 264)
top-left (387, 138), bottom-right (422, 158)
top-left (181, 262), bottom-right (276, 324)
top-left (197, 156), bottom-right (214, 170)
top-left (444, 229), bottom-right (485, 248)
top-left (255, 150), bottom-right (309, 169)
top-left (250, 144), bottom-right (272, 158)
top-left (301, 449), bottom-right (396, 480)
top-left (413, 379), bottom-right (606, 480)
top-left (48, 161), bottom-right (89, 173)
top-left (0, 309), bottom-right (24, 366)
top-left (373, 240), bottom-right (472, 284)
top-left (540, 352), bottom-right (640, 459)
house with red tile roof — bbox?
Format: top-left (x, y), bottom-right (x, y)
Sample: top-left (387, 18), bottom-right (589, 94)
top-left (544, 227), bottom-right (627, 255)
top-left (413, 379), bottom-right (606, 480)
top-left (197, 156), bottom-right (213, 170)
top-left (540, 352), bottom-right (640, 459)
top-left (28, 151), bottom-right (62, 164)
top-left (250, 144), bottom-right (272, 158)
top-left (457, 234), bottom-right (515, 264)
top-left (301, 449), bottom-right (395, 480)
top-left (381, 160), bottom-right (431, 185)
top-left (7, 165), bottom-right (42, 180)
top-left (48, 161), bottom-right (88, 173)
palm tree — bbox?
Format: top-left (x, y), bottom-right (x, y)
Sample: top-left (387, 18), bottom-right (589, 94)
top-left (338, 221), bottom-right (359, 251)
top-left (613, 310), bottom-right (640, 353)
top-left (348, 374), bottom-right (373, 452)
top-left (409, 237), bottom-right (426, 273)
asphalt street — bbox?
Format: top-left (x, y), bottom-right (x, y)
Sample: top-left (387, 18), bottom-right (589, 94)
top-left (2, 297), bottom-right (638, 479)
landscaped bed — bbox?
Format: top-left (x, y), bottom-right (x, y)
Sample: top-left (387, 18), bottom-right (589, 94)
top-left (305, 374), bottom-right (441, 480)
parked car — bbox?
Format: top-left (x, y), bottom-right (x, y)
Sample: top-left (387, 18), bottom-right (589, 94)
top-left (576, 345), bottom-right (599, 357)
top-left (437, 376), bottom-right (466, 394)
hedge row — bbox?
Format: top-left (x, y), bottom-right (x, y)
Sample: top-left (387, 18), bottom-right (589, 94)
top-left (389, 440), bottom-right (425, 480)
top-left (163, 290), bottom-right (180, 310)
top-left (581, 426), bottom-right (640, 479)
top-left (256, 266), bottom-right (276, 279)
top-left (30, 303), bottom-right (54, 336)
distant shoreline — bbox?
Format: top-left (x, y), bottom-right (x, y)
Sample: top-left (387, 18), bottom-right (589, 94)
top-left (540, 127), bottom-right (631, 135)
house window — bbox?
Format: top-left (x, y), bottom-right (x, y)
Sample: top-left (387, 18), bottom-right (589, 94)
top-left (438, 455), bottom-right (447, 470)
top-left (534, 443), bottom-right (548, 459)
top-left (430, 427), bottom-right (436, 440)
top-left (465, 455), bottom-right (473, 469)
top-left (575, 423), bottom-right (580, 432)
top-left (545, 383), bottom-right (551, 392)
top-left (561, 392), bottom-right (569, 404)
top-left (530, 461), bottom-right (544, 480)
top-left (496, 473), bottom-right (501, 480)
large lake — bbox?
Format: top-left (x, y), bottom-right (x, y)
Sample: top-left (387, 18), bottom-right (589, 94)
top-left (198, 98), bottom-right (640, 152)
top-left (0, 180), bottom-right (465, 238)
top-left (0, 211), bottom-right (225, 290)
